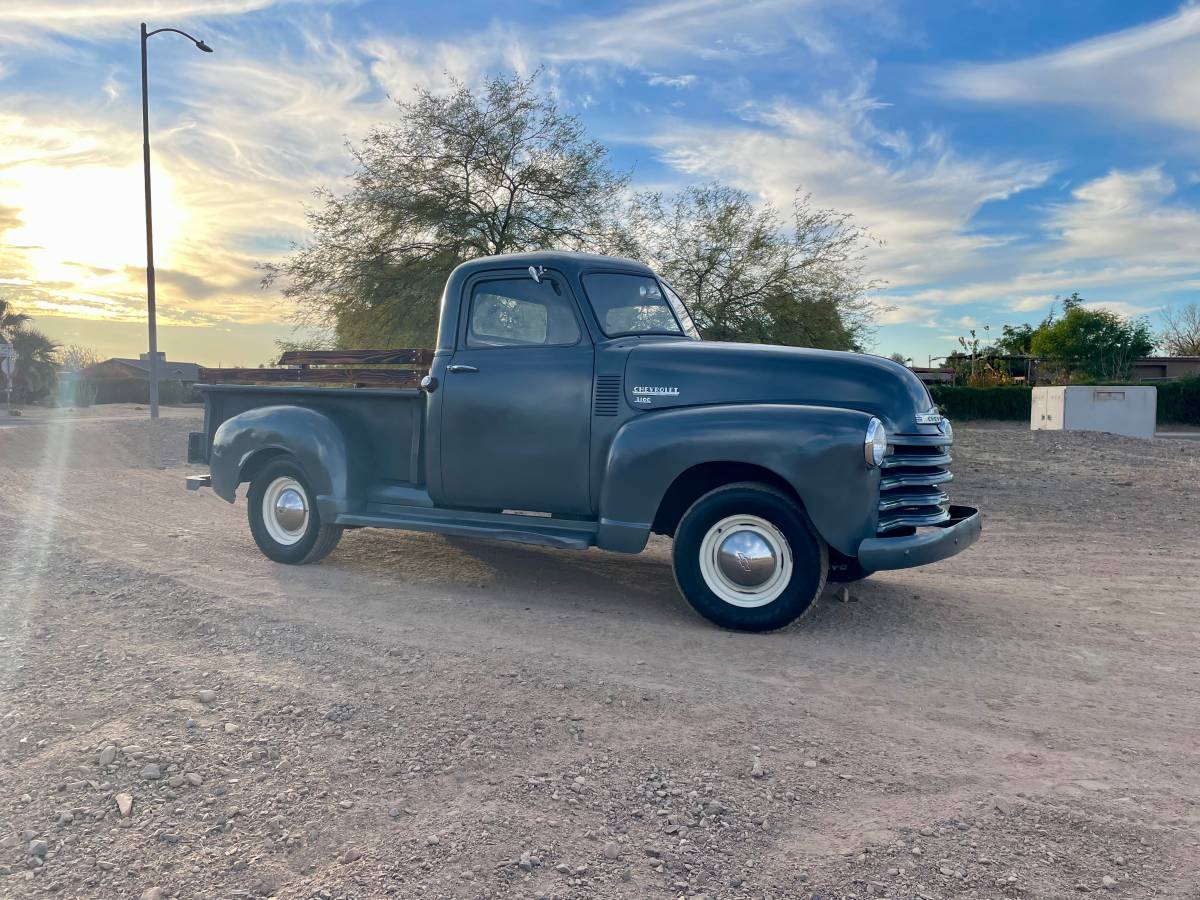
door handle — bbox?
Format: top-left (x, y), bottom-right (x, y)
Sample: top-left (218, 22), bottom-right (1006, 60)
top-left (446, 364), bottom-right (479, 374)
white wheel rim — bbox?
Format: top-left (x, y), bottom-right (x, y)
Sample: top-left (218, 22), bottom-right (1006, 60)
top-left (262, 476), bottom-right (309, 546)
top-left (698, 514), bottom-right (792, 608)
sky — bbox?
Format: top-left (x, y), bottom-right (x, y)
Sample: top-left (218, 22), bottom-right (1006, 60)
top-left (1, 0), bottom-right (1199, 366)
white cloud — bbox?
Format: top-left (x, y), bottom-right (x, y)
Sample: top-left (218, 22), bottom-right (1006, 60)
top-left (1081, 300), bottom-right (1161, 318)
top-left (0, 1), bottom-right (333, 25)
top-left (1008, 294), bottom-right (1056, 313)
top-left (1045, 166), bottom-right (1200, 265)
top-left (541, 0), bottom-right (835, 68)
top-left (931, 5), bottom-right (1200, 133)
top-left (646, 83), bottom-right (1054, 288)
top-left (876, 303), bottom-right (937, 326)
top-left (648, 74), bottom-right (697, 88)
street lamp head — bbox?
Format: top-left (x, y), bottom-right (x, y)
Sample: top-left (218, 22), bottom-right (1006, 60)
top-left (195, 40), bottom-right (213, 52)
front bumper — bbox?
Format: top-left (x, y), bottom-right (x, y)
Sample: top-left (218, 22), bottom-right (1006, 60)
top-left (856, 505), bottom-right (981, 571)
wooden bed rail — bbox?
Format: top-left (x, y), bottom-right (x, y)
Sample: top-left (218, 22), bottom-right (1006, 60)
top-left (276, 349), bottom-right (435, 367)
top-left (199, 348), bottom-right (434, 388)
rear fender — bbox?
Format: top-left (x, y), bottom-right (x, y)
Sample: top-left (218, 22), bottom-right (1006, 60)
top-left (598, 404), bottom-right (879, 555)
top-left (209, 405), bottom-right (356, 519)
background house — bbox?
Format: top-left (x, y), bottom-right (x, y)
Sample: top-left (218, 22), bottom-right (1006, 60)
top-left (80, 352), bottom-right (200, 404)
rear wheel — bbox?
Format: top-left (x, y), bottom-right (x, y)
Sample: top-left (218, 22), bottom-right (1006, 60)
top-left (247, 459), bottom-right (343, 564)
top-left (672, 482), bottom-right (827, 632)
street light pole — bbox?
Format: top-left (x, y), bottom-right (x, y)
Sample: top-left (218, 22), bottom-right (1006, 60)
top-left (139, 22), bottom-right (212, 420)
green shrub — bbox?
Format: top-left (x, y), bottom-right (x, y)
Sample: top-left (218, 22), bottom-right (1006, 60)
top-left (929, 385), bottom-right (1032, 421)
top-left (1156, 376), bottom-right (1200, 425)
top-left (929, 379), bottom-right (1200, 425)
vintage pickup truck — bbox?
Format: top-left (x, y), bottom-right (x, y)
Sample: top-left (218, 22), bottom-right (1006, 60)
top-left (187, 251), bottom-right (980, 631)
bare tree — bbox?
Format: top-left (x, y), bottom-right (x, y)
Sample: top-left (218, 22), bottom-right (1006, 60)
top-left (626, 184), bottom-right (882, 350)
top-left (263, 72), bottom-right (628, 348)
top-left (57, 344), bottom-right (101, 372)
top-left (1159, 303), bottom-right (1200, 356)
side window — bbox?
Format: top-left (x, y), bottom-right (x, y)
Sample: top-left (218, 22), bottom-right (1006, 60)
top-left (466, 277), bottom-right (582, 348)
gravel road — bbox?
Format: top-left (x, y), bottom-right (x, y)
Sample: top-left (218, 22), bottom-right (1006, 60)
top-left (1, 410), bottom-right (1198, 899)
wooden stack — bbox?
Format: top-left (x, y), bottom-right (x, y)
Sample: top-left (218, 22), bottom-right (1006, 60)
top-left (199, 349), bottom-right (435, 389)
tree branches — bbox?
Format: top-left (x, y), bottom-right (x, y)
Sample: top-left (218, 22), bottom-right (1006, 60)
top-left (263, 73), bottom-right (881, 352)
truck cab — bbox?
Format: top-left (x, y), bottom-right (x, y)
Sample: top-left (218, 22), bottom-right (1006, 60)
top-left (188, 251), bottom-right (981, 631)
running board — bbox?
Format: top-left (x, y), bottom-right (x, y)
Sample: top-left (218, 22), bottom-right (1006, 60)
top-left (335, 507), bottom-right (598, 550)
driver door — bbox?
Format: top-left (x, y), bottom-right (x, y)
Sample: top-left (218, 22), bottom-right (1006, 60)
top-left (438, 271), bottom-right (594, 515)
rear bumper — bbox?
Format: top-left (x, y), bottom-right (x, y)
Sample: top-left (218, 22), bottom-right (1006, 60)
top-left (856, 505), bottom-right (981, 571)
top-left (186, 474), bottom-right (212, 492)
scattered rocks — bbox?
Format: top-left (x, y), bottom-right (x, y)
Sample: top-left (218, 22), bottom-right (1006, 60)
top-left (116, 793), bottom-right (134, 817)
top-left (603, 841), bottom-right (621, 860)
top-left (141, 887), bottom-right (164, 900)
top-left (751, 755), bottom-right (765, 778)
top-left (140, 763), bottom-right (162, 780)
top-left (97, 745), bottom-right (118, 767)
top-left (340, 848), bottom-right (361, 864)
top-left (186, 773), bottom-right (203, 787)
top-left (196, 689), bottom-right (218, 704)
top-left (29, 838), bottom-right (48, 858)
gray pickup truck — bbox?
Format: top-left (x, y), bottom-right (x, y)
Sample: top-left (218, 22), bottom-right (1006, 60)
top-left (187, 251), bottom-right (980, 631)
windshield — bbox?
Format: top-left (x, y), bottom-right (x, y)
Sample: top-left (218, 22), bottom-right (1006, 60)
top-left (661, 281), bottom-right (701, 339)
top-left (583, 272), bottom-right (697, 338)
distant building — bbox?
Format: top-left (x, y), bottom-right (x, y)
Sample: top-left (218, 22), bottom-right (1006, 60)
top-left (1131, 357), bottom-right (1200, 381)
top-left (81, 352), bottom-right (201, 403)
top-left (908, 366), bottom-right (956, 385)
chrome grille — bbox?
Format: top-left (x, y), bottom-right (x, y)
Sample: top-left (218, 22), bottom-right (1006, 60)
top-left (877, 436), bottom-right (953, 533)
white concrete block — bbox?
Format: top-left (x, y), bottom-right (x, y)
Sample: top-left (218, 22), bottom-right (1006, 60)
top-left (1031, 385), bottom-right (1156, 438)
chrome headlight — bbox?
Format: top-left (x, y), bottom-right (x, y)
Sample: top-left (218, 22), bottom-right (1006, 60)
top-left (864, 417), bottom-right (887, 468)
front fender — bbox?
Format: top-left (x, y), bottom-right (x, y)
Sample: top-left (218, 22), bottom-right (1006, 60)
top-left (598, 404), bottom-right (879, 556)
top-left (209, 405), bottom-right (355, 518)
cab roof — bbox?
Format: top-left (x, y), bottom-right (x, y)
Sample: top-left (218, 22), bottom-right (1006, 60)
top-left (449, 250), bottom-right (655, 280)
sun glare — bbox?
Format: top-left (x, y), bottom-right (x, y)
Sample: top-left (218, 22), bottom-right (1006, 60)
top-left (3, 161), bottom-right (188, 316)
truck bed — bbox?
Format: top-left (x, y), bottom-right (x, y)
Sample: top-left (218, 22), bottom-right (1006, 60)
top-left (196, 384), bottom-right (425, 487)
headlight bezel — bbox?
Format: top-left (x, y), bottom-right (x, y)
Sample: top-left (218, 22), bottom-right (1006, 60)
top-left (864, 417), bottom-right (888, 468)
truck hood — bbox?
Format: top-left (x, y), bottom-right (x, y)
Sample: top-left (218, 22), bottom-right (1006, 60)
top-left (622, 340), bottom-right (935, 433)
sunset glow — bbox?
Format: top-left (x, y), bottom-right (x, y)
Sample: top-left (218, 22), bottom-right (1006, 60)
top-left (1, 1), bottom-right (1197, 365)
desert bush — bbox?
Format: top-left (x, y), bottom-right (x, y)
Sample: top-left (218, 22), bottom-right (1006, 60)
top-left (156, 379), bottom-right (188, 406)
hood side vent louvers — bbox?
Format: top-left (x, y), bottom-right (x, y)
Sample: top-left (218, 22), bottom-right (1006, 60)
top-left (594, 375), bottom-right (622, 416)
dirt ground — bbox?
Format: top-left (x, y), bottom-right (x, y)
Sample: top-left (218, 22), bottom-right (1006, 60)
top-left (1, 408), bottom-right (1198, 899)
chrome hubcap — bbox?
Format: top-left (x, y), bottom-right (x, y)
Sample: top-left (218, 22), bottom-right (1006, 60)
top-left (716, 529), bottom-right (777, 587)
top-left (274, 488), bottom-right (307, 532)
top-left (262, 477), bottom-right (309, 546)
top-left (698, 515), bottom-right (792, 608)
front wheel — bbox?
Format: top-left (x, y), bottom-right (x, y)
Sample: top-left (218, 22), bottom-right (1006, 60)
top-left (247, 459), bottom-right (343, 564)
top-left (672, 483), bottom-right (827, 632)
